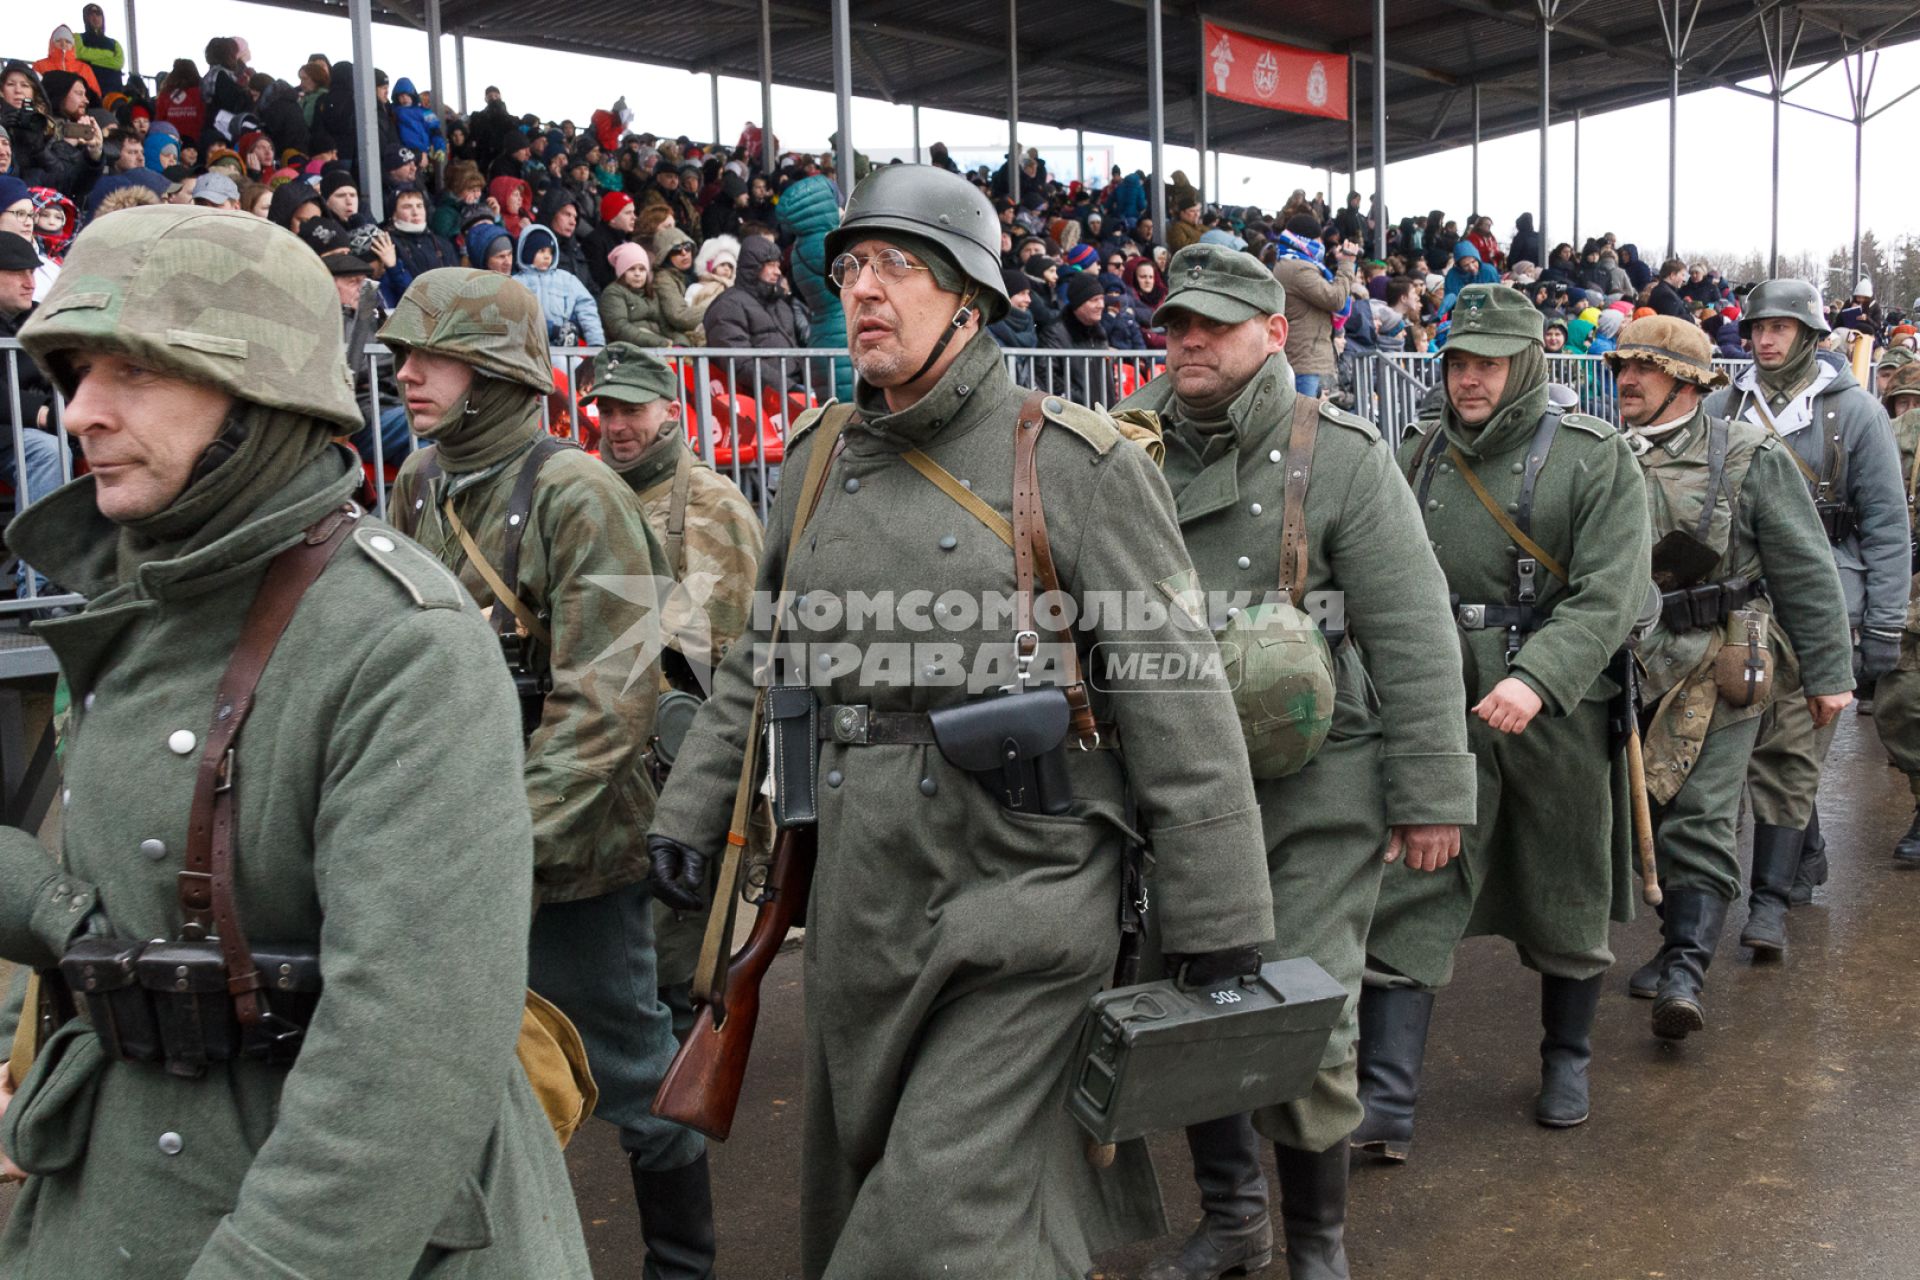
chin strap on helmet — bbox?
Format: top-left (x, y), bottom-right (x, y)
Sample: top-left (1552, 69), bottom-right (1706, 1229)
top-left (906, 285), bottom-right (980, 384)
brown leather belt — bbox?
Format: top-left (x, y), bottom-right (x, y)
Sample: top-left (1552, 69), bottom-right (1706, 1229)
top-left (817, 703), bottom-right (1121, 750)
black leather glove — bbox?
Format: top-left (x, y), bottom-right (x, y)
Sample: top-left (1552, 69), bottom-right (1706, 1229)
top-left (1168, 945), bottom-right (1264, 992)
top-left (1858, 627), bottom-right (1903, 686)
top-left (646, 835), bottom-right (710, 913)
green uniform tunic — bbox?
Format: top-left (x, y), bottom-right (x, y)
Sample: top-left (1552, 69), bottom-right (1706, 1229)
top-left (1367, 385), bottom-right (1651, 988)
top-left (0, 449), bottom-right (589, 1279)
top-left (1118, 354), bottom-right (1474, 1153)
top-left (652, 331), bottom-right (1276, 1279)
top-left (1872, 407), bottom-right (1920, 793)
top-left (1630, 408), bottom-right (1854, 900)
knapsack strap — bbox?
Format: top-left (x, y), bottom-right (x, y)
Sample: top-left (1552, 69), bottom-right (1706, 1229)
top-left (901, 448), bottom-right (1015, 548)
top-left (1276, 395), bottom-right (1321, 605)
top-left (180, 501), bottom-right (361, 1027)
top-left (665, 446), bottom-right (694, 581)
top-left (1012, 390), bottom-right (1098, 746)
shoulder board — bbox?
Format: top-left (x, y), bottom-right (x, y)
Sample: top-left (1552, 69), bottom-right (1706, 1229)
top-left (1316, 400), bottom-right (1379, 440)
top-left (786, 400), bottom-right (838, 449)
top-left (1038, 394), bottom-right (1121, 455)
top-left (1559, 411), bottom-right (1617, 439)
top-left (351, 524), bottom-right (467, 610)
top-left (1404, 416), bottom-right (1439, 439)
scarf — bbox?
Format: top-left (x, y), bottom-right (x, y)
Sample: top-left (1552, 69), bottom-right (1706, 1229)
top-left (1756, 328), bottom-right (1820, 411)
top-left (1276, 230), bottom-right (1352, 330)
top-left (609, 425), bottom-right (681, 480)
top-left (114, 403), bottom-right (334, 582)
top-left (421, 375), bottom-right (543, 474)
top-left (1440, 345), bottom-right (1550, 458)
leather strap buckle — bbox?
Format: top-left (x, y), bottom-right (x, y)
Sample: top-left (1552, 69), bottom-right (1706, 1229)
top-left (830, 704), bottom-right (870, 745)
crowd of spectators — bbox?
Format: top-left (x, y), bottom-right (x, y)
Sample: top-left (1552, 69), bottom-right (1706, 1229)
top-left (5, 13), bottom-right (1918, 434)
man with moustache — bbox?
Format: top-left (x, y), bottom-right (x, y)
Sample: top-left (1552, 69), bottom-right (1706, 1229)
top-left (1606, 316), bottom-right (1852, 1038)
top-left (1116, 244), bottom-right (1473, 1280)
top-left (646, 164), bottom-right (1277, 1279)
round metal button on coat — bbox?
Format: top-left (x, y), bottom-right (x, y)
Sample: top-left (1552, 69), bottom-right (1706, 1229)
top-left (83, 693), bottom-right (96, 712)
top-left (1237, 556), bottom-right (1251, 570)
top-left (168, 730), bottom-right (197, 756)
top-left (158, 1132), bottom-right (183, 1156)
top-left (826, 770), bottom-right (844, 788)
top-left (844, 477), bottom-right (860, 493)
top-left (919, 777), bottom-right (937, 796)
top-left (140, 839), bottom-right (167, 861)
top-left (1249, 503), bottom-right (1263, 516)
top-left (369, 534), bottom-right (396, 553)
top-left (1044, 397), bottom-right (1065, 415)
top-left (939, 535), bottom-right (958, 550)
top-left (1269, 449), bottom-right (1283, 463)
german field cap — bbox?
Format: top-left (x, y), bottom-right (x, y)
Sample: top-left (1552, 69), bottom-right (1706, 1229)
top-left (1445, 284), bottom-right (1541, 358)
top-left (1153, 243), bottom-right (1285, 327)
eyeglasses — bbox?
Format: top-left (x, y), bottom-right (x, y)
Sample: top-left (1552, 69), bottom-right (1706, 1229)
top-left (0, 206), bottom-right (32, 226)
top-left (829, 248), bottom-right (931, 289)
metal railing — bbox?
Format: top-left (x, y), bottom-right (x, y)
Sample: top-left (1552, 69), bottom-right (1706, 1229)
top-left (0, 341), bottom-right (84, 625)
top-left (1354, 351), bottom-right (1753, 450)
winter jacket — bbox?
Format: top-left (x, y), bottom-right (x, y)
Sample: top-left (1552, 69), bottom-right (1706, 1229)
top-left (651, 228), bottom-right (710, 344)
top-left (1441, 257), bottom-right (1500, 313)
top-left (430, 189), bottom-right (479, 240)
top-left (514, 223), bottom-right (604, 345)
top-left (33, 37), bottom-right (100, 101)
top-left (536, 187), bottom-right (595, 294)
top-left (467, 100), bottom-right (516, 168)
top-left (989, 305), bottom-right (1039, 350)
top-left (1028, 288), bottom-right (1071, 350)
top-left (199, 64), bottom-right (253, 150)
top-left (1649, 280), bottom-right (1690, 320)
top-left (1275, 255), bottom-right (1357, 378)
top-left (390, 78), bottom-right (444, 157)
top-left (1108, 172), bottom-right (1147, 225)
top-left (600, 281), bottom-right (673, 348)
top-left (154, 84), bottom-right (204, 145)
top-left (1100, 302), bottom-right (1148, 351)
top-left (389, 222), bottom-right (462, 278)
top-left (580, 222), bottom-right (631, 294)
top-left (1619, 244), bottom-right (1653, 293)
top-left (702, 238), bottom-right (805, 391)
top-left (465, 220), bottom-right (514, 270)
top-left (74, 28), bottom-right (126, 96)
top-left (0, 302), bottom-right (53, 432)
top-left (1167, 218), bottom-right (1204, 254)
top-left (486, 175), bottom-right (533, 239)
top-left (773, 173), bottom-right (852, 401)
top-left (26, 132), bottom-right (96, 203)
top-left (1509, 214), bottom-right (1541, 268)
top-left (256, 81), bottom-right (309, 157)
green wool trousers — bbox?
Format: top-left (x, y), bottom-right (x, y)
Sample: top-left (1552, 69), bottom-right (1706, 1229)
top-left (1874, 666), bottom-right (1920, 797)
top-left (1746, 648), bottom-right (1839, 828)
top-left (1654, 716), bottom-right (1765, 903)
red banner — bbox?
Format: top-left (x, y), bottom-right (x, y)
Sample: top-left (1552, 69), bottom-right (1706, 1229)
top-left (1202, 22), bottom-right (1347, 122)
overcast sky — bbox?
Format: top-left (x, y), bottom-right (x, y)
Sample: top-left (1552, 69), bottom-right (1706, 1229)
top-left (8, 0), bottom-right (1917, 274)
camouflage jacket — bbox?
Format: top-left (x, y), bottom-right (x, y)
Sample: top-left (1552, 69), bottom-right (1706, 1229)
top-left (392, 430), bottom-right (671, 904)
top-left (618, 433), bottom-right (766, 684)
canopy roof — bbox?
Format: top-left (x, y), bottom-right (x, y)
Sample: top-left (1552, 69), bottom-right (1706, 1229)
top-left (289, 0), bottom-right (1920, 171)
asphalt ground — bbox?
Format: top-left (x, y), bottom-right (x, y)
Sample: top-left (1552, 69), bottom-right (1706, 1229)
top-left (6, 708), bottom-right (1917, 1278)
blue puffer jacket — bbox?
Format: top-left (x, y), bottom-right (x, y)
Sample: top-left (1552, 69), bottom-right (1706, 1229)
top-left (513, 223), bottom-right (603, 346)
top-left (774, 173), bottom-right (853, 401)
top-left (390, 77), bottom-right (445, 157)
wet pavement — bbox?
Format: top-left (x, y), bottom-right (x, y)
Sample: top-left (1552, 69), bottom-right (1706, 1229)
top-left (6, 711), bottom-right (1917, 1277)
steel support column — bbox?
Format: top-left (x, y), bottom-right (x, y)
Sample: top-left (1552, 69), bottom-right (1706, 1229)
top-left (1471, 82), bottom-right (1480, 215)
top-left (1668, 61), bottom-right (1680, 258)
top-left (759, 0), bottom-right (775, 177)
top-left (831, 0), bottom-right (855, 200)
top-left (1076, 128), bottom-right (1085, 186)
top-left (349, 0), bottom-right (382, 220)
top-left (1769, 89), bottom-right (1781, 277)
top-left (454, 33), bottom-right (467, 115)
top-left (1537, 6), bottom-right (1551, 264)
top-left (1007, 0), bottom-right (1020, 205)
top-left (425, 0), bottom-right (445, 162)
top-left (1347, 55), bottom-right (1358, 197)
top-left (1147, 0), bottom-right (1167, 245)
top-left (122, 0), bottom-right (140, 85)
top-left (1372, 0), bottom-right (1387, 260)
top-left (912, 105), bottom-right (921, 164)
top-left (711, 73), bottom-right (722, 147)
top-left (1195, 17), bottom-right (1208, 200)
top-left (1571, 108), bottom-right (1581, 249)
top-left (1844, 49), bottom-right (1877, 287)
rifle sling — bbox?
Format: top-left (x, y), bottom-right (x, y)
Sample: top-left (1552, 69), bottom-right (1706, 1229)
top-left (1445, 441), bottom-right (1570, 586)
top-left (180, 501), bottom-right (361, 1026)
top-left (1012, 390), bottom-right (1098, 745)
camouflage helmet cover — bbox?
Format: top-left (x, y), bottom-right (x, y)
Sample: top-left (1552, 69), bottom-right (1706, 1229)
top-left (823, 163), bottom-right (1010, 321)
top-left (1739, 278), bottom-right (1830, 337)
top-left (1217, 600), bottom-right (1335, 779)
top-left (1606, 315), bottom-right (1729, 389)
top-left (17, 205), bottom-right (362, 431)
top-left (1883, 360), bottom-right (1920, 413)
top-left (378, 267), bottom-right (553, 393)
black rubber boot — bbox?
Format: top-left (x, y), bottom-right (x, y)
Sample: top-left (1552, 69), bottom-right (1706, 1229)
top-left (1348, 986), bottom-right (1434, 1163)
top-left (1627, 953), bottom-right (1661, 999)
top-left (1535, 974), bottom-right (1602, 1128)
top-left (1650, 890), bottom-right (1730, 1041)
top-left (1789, 806), bottom-right (1828, 906)
top-left (1144, 1114), bottom-right (1273, 1280)
top-left (1741, 822), bottom-right (1803, 956)
top-left (1272, 1141), bottom-right (1350, 1280)
top-left (1894, 805), bottom-right (1920, 869)
top-left (631, 1150), bottom-right (717, 1280)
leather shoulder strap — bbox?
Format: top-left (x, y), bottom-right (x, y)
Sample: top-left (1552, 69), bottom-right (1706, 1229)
top-left (665, 446), bottom-right (694, 581)
top-left (786, 403), bottom-right (856, 565)
top-left (901, 448), bottom-right (1015, 548)
top-left (1012, 390), bottom-right (1097, 745)
top-left (1696, 416), bottom-right (1730, 543)
top-left (1515, 409), bottom-right (1561, 537)
top-left (1446, 411), bottom-right (1570, 586)
top-left (181, 501), bottom-right (362, 1027)
top-left (1277, 395), bottom-right (1322, 605)
top-left (500, 435), bottom-right (576, 598)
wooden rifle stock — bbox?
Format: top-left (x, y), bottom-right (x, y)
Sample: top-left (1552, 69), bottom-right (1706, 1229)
top-left (650, 826), bottom-right (817, 1141)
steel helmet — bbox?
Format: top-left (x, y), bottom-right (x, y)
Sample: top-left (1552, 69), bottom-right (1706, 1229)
top-left (824, 164), bottom-right (1010, 321)
top-left (1738, 278), bottom-right (1829, 338)
top-left (18, 205), bottom-right (362, 431)
top-left (1882, 360), bottom-right (1920, 414)
top-left (1217, 600), bottom-right (1336, 780)
top-left (378, 267), bottom-right (554, 393)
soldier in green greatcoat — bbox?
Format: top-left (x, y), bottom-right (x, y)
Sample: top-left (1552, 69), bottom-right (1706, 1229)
top-left (1702, 282), bottom-right (1906, 940)
top-left (1604, 317), bottom-right (1853, 1039)
top-left (1871, 361), bottom-right (1920, 865)
top-left (0, 207), bottom-right (589, 1277)
top-left (575, 342), bottom-right (767, 1035)
top-left (1116, 246), bottom-right (1474, 1280)
top-left (380, 274), bottom-right (716, 1276)
top-left (1358, 284), bottom-right (1650, 1153)
top-left (647, 164), bottom-right (1276, 1280)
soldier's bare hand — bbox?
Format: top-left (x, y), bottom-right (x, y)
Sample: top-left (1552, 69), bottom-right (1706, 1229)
top-left (1472, 677), bottom-right (1543, 735)
top-left (1385, 824), bottom-right (1462, 872)
top-left (1807, 692), bottom-right (1854, 729)
top-left (0, 1069), bottom-right (24, 1182)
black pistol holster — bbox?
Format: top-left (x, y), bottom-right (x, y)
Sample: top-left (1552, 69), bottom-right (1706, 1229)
top-left (929, 685), bottom-right (1074, 815)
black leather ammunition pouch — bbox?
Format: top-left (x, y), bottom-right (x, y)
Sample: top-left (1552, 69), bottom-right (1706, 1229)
top-left (1659, 576), bottom-right (1767, 635)
top-left (929, 687), bottom-right (1073, 815)
top-left (500, 631), bottom-right (553, 741)
top-left (1815, 499), bottom-right (1858, 546)
top-left (766, 684), bottom-right (819, 829)
top-left (58, 937), bottom-right (161, 1065)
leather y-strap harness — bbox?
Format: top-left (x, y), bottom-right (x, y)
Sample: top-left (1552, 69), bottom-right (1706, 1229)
top-left (180, 501), bottom-right (362, 1027)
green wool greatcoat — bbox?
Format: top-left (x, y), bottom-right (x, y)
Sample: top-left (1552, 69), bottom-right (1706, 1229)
top-left (1368, 388), bottom-right (1651, 986)
top-left (1872, 406), bottom-right (1920, 792)
top-left (0, 450), bottom-right (589, 1279)
top-left (651, 331), bottom-right (1275, 1280)
top-left (1117, 355), bottom-right (1474, 1152)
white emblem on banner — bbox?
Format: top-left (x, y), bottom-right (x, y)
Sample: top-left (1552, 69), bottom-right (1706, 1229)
top-left (1210, 33), bottom-right (1234, 93)
top-left (1306, 60), bottom-right (1329, 108)
top-left (1254, 51), bottom-right (1280, 99)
